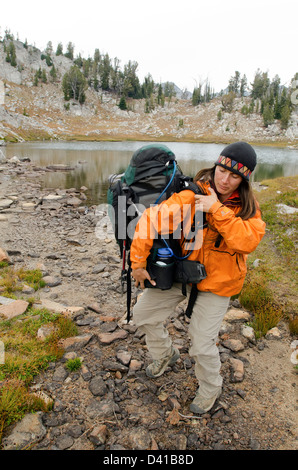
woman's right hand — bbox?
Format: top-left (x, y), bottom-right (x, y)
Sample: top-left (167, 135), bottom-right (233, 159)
top-left (132, 268), bottom-right (156, 289)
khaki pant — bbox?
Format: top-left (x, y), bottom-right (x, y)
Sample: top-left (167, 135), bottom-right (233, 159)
top-left (133, 283), bottom-right (230, 398)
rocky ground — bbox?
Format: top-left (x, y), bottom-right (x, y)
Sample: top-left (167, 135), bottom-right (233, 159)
top-left (0, 158), bottom-right (297, 451)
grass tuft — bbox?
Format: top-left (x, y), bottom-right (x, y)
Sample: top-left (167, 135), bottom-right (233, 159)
top-left (66, 357), bottom-right (82, 372)
top-left (0, 267), bottom-right (46, 295)
top-left (0, 264), bottom-right (79, 444)
top-left (0, 379), bottom-right (52, 441)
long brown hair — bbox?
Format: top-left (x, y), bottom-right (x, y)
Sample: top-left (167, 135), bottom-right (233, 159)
top-left (194, 167), bottom-right (258, 220)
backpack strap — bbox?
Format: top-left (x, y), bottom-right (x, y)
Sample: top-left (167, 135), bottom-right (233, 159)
top-left (175, 179), bottom-right (206, 319)
top-left (178, 177), bottom-right (208, 196)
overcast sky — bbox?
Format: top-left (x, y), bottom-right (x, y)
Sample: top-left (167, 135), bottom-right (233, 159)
top-left (1, 0), bottom-right (297, 93)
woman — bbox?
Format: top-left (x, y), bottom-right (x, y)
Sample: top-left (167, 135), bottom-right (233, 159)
top-left (130, 141), bottom-right (266, 414)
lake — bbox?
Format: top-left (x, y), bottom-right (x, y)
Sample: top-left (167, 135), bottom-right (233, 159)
top-left (2, 141), bottom-right (298, 204)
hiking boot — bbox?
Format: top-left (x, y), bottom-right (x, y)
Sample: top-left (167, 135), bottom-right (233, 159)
top-left (190, 388), bottom-right (222, 414)
top-left (146, 347), bottom-right (180, 378)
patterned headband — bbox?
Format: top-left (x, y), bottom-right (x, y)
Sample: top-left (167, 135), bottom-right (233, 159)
top-left (215, 155), bottom-right (252, 180)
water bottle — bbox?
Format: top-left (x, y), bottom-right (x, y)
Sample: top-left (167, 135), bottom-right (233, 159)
top-left (146, 247), bottom-right (175, 290)
top-left (156, 248), bottom-right (173, 266)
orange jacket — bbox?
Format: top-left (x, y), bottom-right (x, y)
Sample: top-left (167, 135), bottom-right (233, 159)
top-left (130, 181), bottom-right (266, 297)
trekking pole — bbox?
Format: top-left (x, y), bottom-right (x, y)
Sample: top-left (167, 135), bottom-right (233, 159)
top-left (121, 240), bottom-right (127, 294)
top-left (121, 240), bottom-right (132, 323)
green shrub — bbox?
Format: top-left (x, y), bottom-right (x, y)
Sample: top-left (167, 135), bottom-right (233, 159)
top-left (66, 357), bottom-right (82, 372)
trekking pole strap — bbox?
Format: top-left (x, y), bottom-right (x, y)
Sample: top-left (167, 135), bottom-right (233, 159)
top-left (185, 284), bottom-right (199, 319)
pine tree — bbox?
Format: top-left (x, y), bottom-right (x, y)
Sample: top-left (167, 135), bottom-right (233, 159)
top-left (41, 69), bottom-right (47, 83)
top-left (4, 29), bottom-right (14, 41)
top-left (94, 48), bottom-right (101, 64)
top-left (142, 74), bottom-right (154, 98)
top-left (204, 80), bottom-right (212, 102)
top-left (123, 61), bottom-right (141, 98)
top-left (145, 98), bottom-right (150, 113)
top-left (240, 75), bottom-right (247, 97)
top-left (99, 53), bottom-right (111, 90)
top-left (56, 42), bottom-right (63, 56)
top-left (164, 82), bottom-right (176, 101)
top-left (65, 42), bottom-right (74, 60)
top-left (251, 70), bottom-right (270, 100)
top-left (45, 41), bottom-right (53, 56)
top-left (280, 104), bottom-right (291, 129)
top-left (157, 83), bottom-right (164, 105)
top-left (109, 58), bottom-right (121, 93)
top-left (5, 42), bottom-right (17, 67)
top-left (192, 86), bottom-right (201, 106)
top-left (228, 71), bottom-right (240, 94)
top-left (263, 103), bottom-right (274, 127)
top-left (33, 71), bottom-right (39, 86)
top-left (118, 96), bottom-right (127, 110)
top-left (50, 65), bottom-right (57, 82)
top-left (93, 74), bottom-right (99, 91)
top-left (62, 65), bottom-right (87, 104)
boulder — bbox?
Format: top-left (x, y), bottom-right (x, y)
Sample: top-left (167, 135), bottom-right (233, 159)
top-left (229, 358), bottom-right (245, 383)
top-left (224, 308), bottom-right (251, 322)
top-left (34, 298), bottom-right (84, 319)
top-left (0, 299), bottom-right (29, 319)
top-left (241, 324), bottom-right (256, 344)
top-left (265, 327), bottom-right (282, 340)
top-left (2, 412), bottom-right (46, 450)
top-left (0, 199), bottom-right (13, 209)
top-left (0, 248), bottom-right (11, 263)
top-left (98, 329), bottom-right (128, 344)
top-left (89, 424), bottom-right (107, 446)
top-left (222, 338), bottom-right (245, 352)
top-left (57, 333), bottom-right (93, 351)
top-left (276, 204), bottom-right (298, 215)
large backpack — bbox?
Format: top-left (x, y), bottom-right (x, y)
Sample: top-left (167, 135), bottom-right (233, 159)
top-left (107, 144), bottom-right (205, 321)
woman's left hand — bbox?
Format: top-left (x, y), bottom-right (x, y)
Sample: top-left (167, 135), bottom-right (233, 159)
top-left (195, 188), bottom-right (219, 212)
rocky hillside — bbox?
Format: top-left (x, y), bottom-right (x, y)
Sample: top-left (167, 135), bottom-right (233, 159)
top-left (0, 39), bottom-right (298, 145)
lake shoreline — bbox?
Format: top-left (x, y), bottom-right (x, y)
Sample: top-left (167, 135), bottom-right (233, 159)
top-left (2, 135), bottom-right (298, 149)
top-left (2, 139), bottom-right (297, 208)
